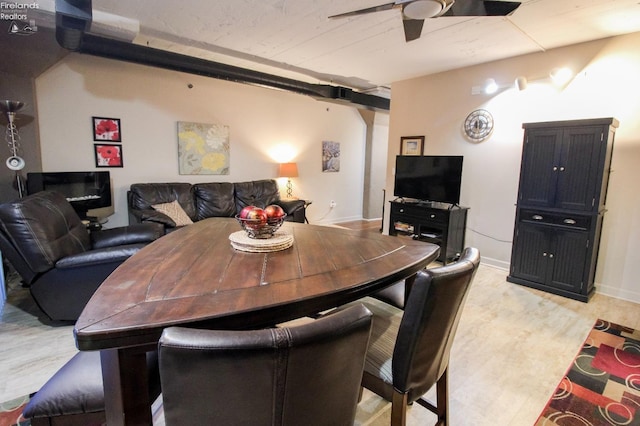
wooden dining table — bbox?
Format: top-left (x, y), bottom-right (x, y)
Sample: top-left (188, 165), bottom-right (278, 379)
top-left (74, 218), bottom-right (439, 425)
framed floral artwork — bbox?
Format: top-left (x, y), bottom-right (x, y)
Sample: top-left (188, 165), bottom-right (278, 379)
top-left (92, 117), bottom-right (121, 142)
top-left (400, 136), bottom-right (424, 156)
top-left (94, 144), bottom-right (123, 167)
top-left (177, 121), bottom-right (230, 175)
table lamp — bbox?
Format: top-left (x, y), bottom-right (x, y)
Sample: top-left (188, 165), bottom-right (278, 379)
top-left (278, 162), bottom-right (298, 198)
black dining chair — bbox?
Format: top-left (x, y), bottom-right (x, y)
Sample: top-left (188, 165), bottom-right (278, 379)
top-left (346, 247), bottom-right (480, 426)
top-left (157, 304), bottom-right (373, 426)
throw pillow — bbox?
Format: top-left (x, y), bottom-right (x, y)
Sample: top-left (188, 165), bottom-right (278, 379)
top-left (151, 200), bottom-right (193, 226)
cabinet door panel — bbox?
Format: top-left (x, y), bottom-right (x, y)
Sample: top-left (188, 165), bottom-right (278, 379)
top-left (548, 230), bottom-right (589, 292)
top-left (557, 127), bottom-right (603, 211)
top-left (511, 223), bottom-right (548, 283)
top-left (518, 129), bottom-right (562, 208)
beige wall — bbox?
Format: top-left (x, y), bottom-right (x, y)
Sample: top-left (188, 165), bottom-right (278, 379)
top-left (386, 32), bottom-right (640, 303)
top-left (35, 54), bottom-right (371, 227)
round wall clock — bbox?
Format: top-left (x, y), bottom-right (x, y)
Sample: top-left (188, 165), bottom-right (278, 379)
top-left (464, 109), bottom-right (494, 142)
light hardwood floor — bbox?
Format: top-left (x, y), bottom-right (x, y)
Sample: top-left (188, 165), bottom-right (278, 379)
top-left (1, 219), bottom-right (639, 425)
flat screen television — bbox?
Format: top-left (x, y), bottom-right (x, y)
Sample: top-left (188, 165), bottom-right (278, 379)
top-left (393, 155), bottom-right (463, 205)
top-left (26, 171), bottom-right (112, 219)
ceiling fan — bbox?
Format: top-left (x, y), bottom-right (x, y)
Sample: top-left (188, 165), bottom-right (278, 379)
top-left (329, 0), bottom-right (521, 42)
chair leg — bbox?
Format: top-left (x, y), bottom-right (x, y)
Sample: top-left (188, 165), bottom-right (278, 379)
top-left (391, 389), bottom-right (409, 426)
top-left (414, 368), bottom-right (449, 425)
top-left (435, 368), bottom-right (449, 426)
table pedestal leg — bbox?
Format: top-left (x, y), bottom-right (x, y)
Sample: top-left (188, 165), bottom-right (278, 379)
top-left (101, 348), bottom-right (152, 426)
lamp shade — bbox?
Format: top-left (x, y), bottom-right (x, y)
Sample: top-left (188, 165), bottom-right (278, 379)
top-left (278, 162), bottom-right (298, 178)
top-left (0, 100), bottom-right (24, 114)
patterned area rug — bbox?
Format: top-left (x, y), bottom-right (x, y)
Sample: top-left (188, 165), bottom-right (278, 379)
top-left (0, 395), bottom-right (30, 426)
top-left (536, 319), bottom-right (640, 426)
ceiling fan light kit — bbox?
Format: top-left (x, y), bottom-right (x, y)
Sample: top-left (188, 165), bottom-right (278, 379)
top-left (403, 0), bottom-right (450, 20)
top-left (330, 0), bottom-right (521, 42)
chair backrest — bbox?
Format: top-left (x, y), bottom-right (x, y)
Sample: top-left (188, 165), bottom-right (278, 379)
top-left (392, 247), bottom-right (480, 400)
top-left (0, 191), bottom-right (90, 283)
top-left (158, 304), bottom-right (373, 426)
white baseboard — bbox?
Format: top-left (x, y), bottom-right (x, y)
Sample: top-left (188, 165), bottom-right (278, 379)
top-left (596, 283), bottom-right (640, 304)
top-left (480, 258), bottom-right (640, 305)
top-left (476, 256), bottom-right (509, 272)
top-left (313, 215), bottom-right (363, 225)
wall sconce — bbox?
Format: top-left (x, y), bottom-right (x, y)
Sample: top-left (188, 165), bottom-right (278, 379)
top-left (515, 76), bottom-right (528, 91)
top-left (473, 66), bottom-right (574, 95)
top-left (484, 78), bottom-right (498, 94)
top-left (1, 100), bottom-right (26, 197)
top-left (550, 67), bottom-right (573, 86)
top-left (278, 162), bottom-right (298, 198)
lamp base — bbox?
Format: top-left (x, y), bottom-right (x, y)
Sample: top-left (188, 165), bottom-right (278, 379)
top-left (285, 179), bottom-right (293, 198)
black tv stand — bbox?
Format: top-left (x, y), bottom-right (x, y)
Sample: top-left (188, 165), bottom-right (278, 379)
top-left (393, 198), bottom-right (461, 210)
top-left (389, 200), bottom-right (468, 264)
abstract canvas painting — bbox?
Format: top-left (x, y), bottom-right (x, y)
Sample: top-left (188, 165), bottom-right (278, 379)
top-left (177, 121), bottom-right (230, 175)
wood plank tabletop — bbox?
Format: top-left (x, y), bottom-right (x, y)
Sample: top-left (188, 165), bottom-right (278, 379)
top-left (75, 218), bottom-right (439, 350)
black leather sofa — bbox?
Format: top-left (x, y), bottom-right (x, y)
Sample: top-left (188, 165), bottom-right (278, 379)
top-left (0, 191), bottom-right (163, 321)
top-left (128, 179), bottom-right (306, 233)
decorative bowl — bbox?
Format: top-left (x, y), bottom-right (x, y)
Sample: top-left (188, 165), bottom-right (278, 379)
top-left (235, 214), bottom-right (287, 239)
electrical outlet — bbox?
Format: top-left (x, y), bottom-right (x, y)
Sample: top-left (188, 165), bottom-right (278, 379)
top-left (330, 200), bottom-right (337, 208)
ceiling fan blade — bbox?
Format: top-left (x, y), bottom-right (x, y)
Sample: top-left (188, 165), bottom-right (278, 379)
top-left (483, 1), bottom-right (521, 16)
top-left (329, 2), bottom-right (398, 19)
top-left (444, 0), bottom-right (521, 17)
top-left (402, 18), bottom-right (425, 42)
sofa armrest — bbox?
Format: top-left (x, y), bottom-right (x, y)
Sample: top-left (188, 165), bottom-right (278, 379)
top-left (277, 199), bottom-right (305, 215)
top-left (55, 244), bottom-right (145, 269)
top-left (91, 223), bottom-right (163, 249)
top-left (130, 208), bottom-right (177, 228)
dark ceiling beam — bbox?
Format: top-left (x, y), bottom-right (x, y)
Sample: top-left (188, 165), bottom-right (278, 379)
top-left (54, 0), bottom-right (389, 112)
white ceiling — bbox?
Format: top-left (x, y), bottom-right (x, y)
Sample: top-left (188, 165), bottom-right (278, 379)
top-left (85, 0), bottom-right (640, 93)
top-left (8, 0), bottom-right (640, 95)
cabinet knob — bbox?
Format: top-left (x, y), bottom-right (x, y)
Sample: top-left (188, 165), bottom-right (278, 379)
top-left (553, 166), bottom-right (558, 171)
top-left (532, 215), bottom-right (543, 220)
top-left (549, 253), bottom-right (554, 258)
top-left (563, 218), bottom-right (577, 225)
top-left (399, 209), bottom-right (404, 213)
top-left (543, 252), bottom-right (547, 257)
top-left (560, 166), bottom-right (565, 172)
top-left (430, 214), bottom-right (435, 218)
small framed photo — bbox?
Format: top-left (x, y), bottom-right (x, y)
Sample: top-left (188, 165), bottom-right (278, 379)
top-left (94, 144), bottom-right (123, 168)
top-left (92, 117), bottom-right (121, 142)
top-left (400, 136), bottom-right (425, 156)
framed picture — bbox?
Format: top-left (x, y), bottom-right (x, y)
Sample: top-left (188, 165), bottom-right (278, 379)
top-left (94, 144), bottom-right (123, 167)
top-left (177, 121), bottom-right (230, 175)
top-left (400, 136), bottom-right (424, 156)
top-left (92, 117), bottom-right (121, 142)
top-left (322, 140), bottom-right (340, 172)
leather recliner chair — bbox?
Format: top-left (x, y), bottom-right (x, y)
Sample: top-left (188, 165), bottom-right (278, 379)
top-left (0, 191), bottom-right (163, 321)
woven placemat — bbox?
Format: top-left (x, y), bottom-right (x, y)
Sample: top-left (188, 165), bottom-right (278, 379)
top-left (229, 230), bottom-right (294, 252)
